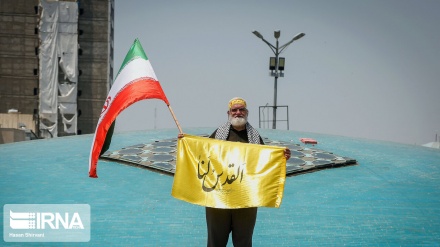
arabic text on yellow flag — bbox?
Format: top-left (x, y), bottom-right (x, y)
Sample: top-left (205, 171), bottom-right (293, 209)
top-left (171, 134), bottom-right (286, 209)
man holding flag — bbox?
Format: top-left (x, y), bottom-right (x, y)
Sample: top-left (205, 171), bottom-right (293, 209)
top-left (90, 39), bottom-right (291, 246)
top-left (175, 97), bottom-right (291, 247)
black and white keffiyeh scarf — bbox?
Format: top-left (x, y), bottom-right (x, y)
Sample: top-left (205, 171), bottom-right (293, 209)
top-left (214, 122), bottom-right (261, 144)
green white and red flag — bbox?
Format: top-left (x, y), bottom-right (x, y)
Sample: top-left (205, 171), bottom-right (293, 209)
top-left (88, 39), bottom-right (170, 178)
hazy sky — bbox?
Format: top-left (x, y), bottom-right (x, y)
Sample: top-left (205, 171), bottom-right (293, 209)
top-left (113, 0), bottom-right (440, 145)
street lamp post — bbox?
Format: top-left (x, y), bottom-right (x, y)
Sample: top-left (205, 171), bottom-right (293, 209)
top-left (252, 30), bottom-right (305, 129)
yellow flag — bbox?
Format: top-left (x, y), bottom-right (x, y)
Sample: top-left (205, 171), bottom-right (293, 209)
top-left (171, 134), bottom-right (286, 209)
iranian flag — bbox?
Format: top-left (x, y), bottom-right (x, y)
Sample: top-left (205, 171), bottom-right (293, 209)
top-left (88, 39), bottom-right (170, 178)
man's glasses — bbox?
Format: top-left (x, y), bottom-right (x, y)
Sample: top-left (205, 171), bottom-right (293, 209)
top-left (230, 108), bottom-right (247, 113)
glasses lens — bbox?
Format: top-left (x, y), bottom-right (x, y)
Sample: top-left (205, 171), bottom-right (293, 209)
top-left (231, 108), bottom-right (246, 113)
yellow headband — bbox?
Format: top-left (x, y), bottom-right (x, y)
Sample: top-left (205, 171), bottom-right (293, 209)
top-left (228, 97), bottom-right (247, 109)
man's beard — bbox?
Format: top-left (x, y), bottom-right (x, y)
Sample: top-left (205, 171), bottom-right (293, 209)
top-left (229, 116), bottom-right (247, 128)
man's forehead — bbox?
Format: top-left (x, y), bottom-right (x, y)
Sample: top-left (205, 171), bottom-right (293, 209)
top-left (230, 103), bottom-right (245, 109)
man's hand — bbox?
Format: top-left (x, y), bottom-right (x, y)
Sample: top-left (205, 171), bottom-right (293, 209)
top-left (178, 133), bottom-right (184, 139)
top-left (284, 148), bottom-right (291, 160)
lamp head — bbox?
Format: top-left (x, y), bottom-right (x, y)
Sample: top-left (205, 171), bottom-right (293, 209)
top-left (252, 30), bottom-right (264, 39)
top-left (292, 32), bottom-right (305, 41)
top-left (274, 30), bottom-right (280, 39)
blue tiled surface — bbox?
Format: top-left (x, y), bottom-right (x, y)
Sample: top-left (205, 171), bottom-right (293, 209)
top-left (100, 134), bottom-right (356, 177)
top-left (1, 128), bottom-right (440, 246)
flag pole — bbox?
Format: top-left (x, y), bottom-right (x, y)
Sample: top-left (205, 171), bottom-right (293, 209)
top-left (167, 105), bottom-right (183, 134)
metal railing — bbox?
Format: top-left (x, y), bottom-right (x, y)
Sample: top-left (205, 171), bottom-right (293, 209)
top-left (258, 105), bottom-right (289, 130)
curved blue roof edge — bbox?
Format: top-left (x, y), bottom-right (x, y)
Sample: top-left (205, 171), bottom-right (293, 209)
top-left (1, 128), bottom-right (439, 246)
